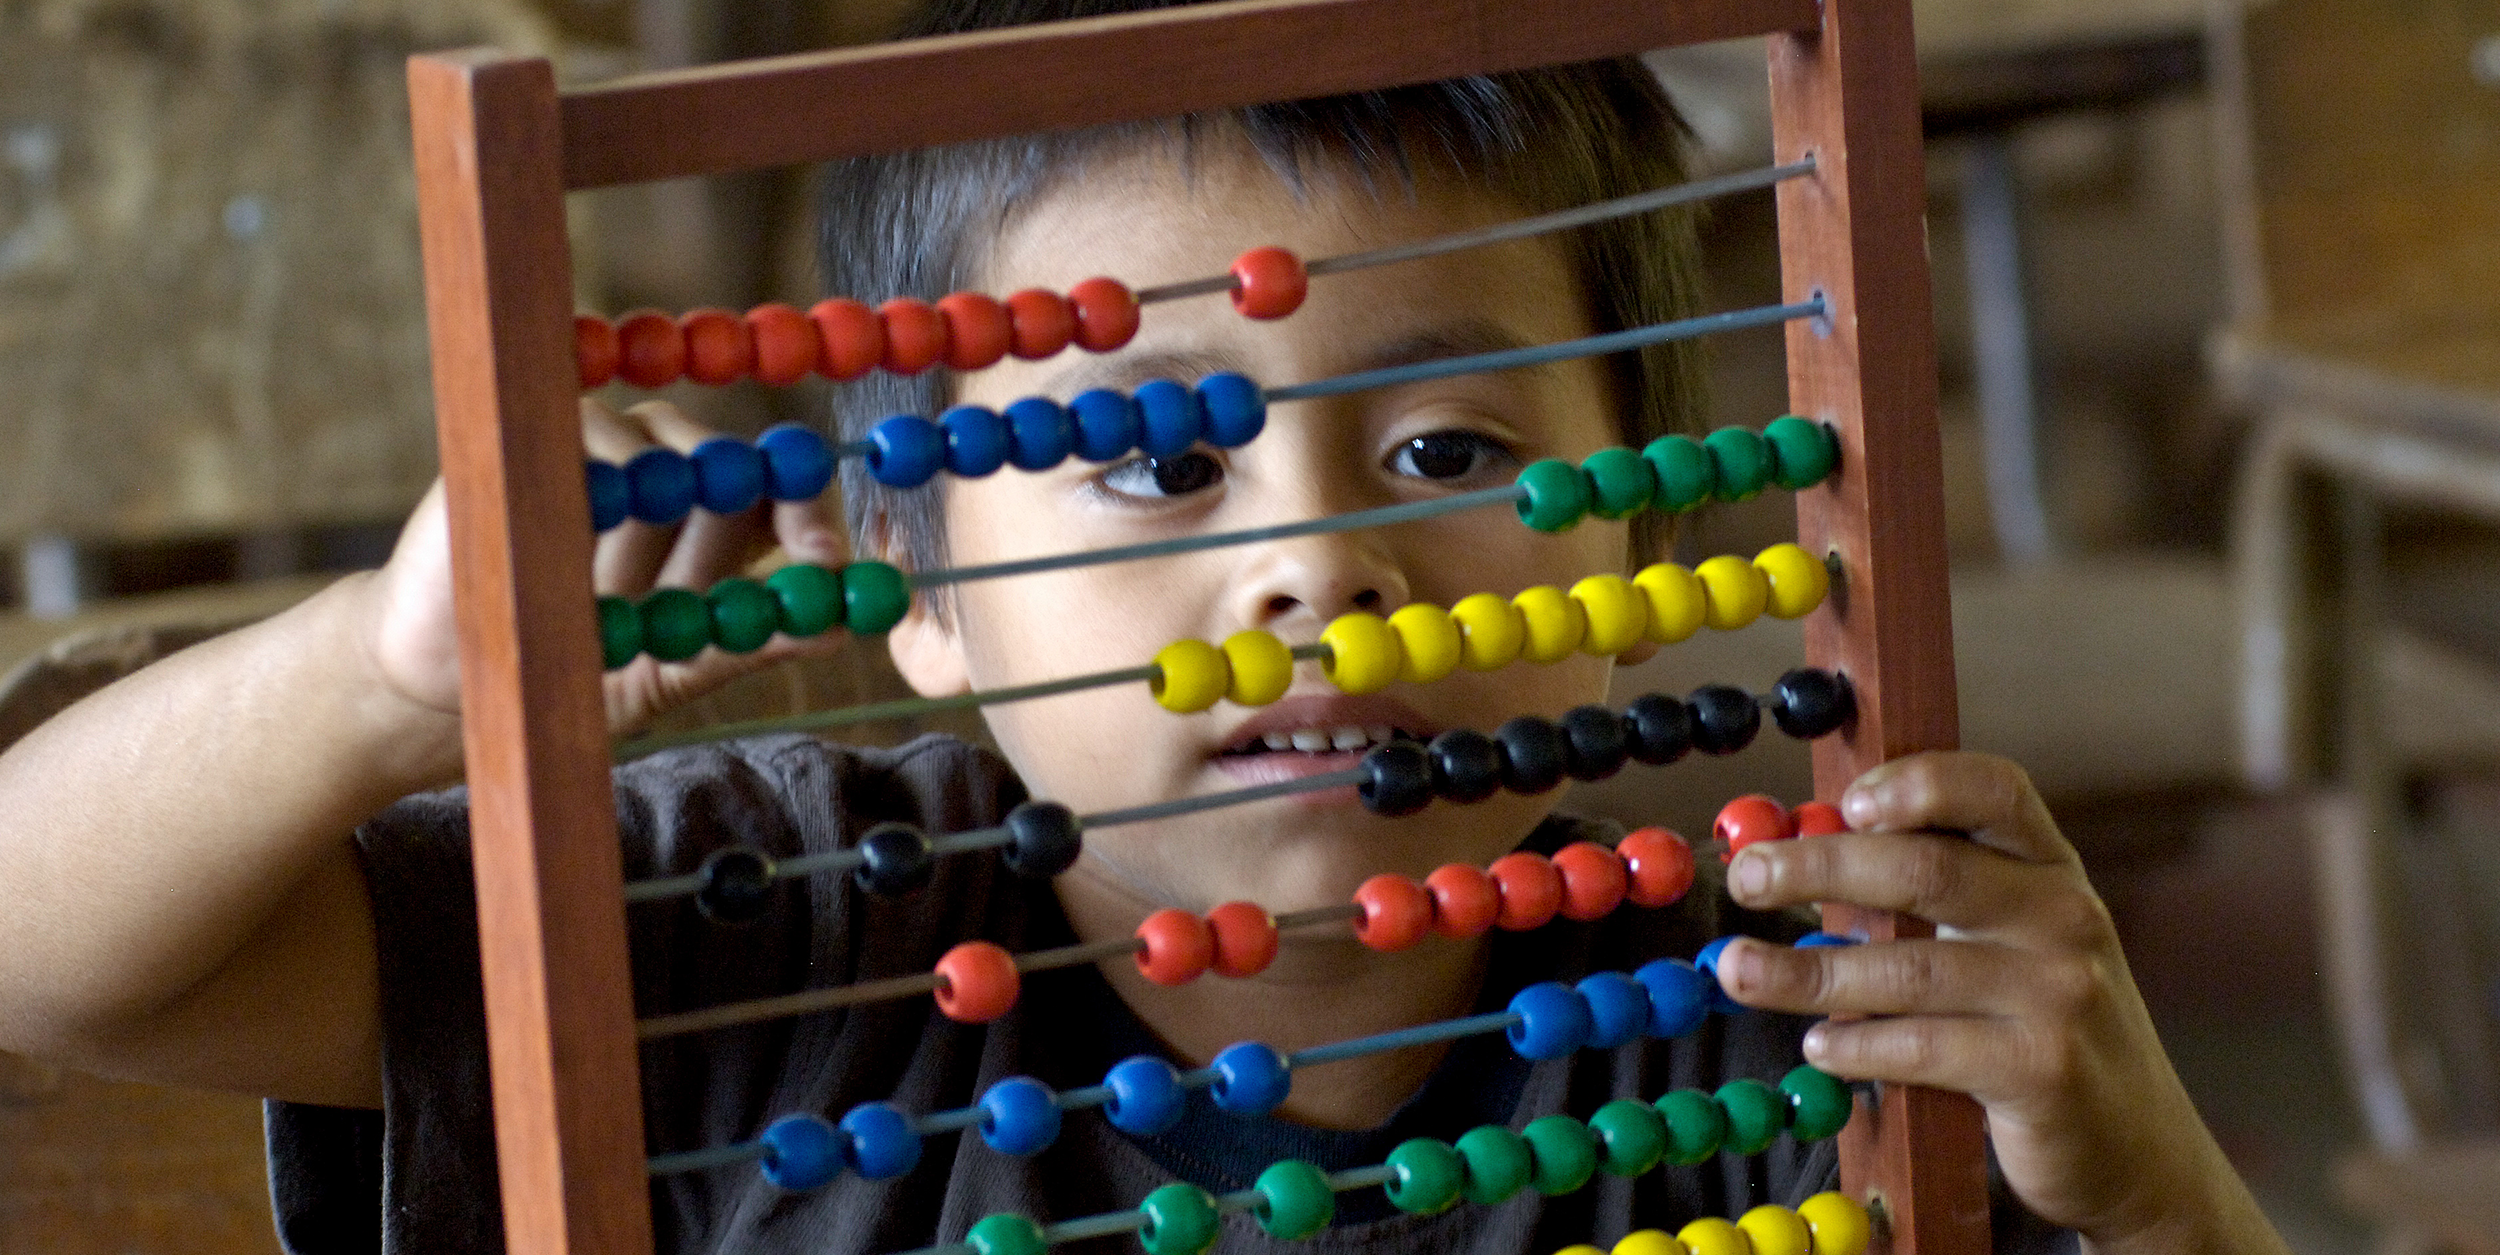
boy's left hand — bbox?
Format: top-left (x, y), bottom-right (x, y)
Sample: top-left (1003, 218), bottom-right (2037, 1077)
top-left (1715, 751), bottom-right (2288, 1255)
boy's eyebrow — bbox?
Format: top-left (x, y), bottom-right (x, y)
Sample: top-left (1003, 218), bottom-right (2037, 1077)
top-left (1042, 319), bottom-right (1540, 397)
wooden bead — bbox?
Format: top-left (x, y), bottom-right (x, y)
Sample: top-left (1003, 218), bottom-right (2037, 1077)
top-left (1715, 794), bottom-right (1796, 862)
top-left (1320, 611), bottom-right (1402, 695)
top-left (1695, 554), bottom-right (1769, 631)
top-left (1633, 562), bottom-right (1707, 643)
top-left (1794, 801), bottom-right (1848, 837)
top-left (1205, 901), bottom-right (1278, 978)
top-left (1425, 863), bottom-right (1500, 938)
top-left (1068, 276), bottom-right (1141, 351)
top-left (1612, 1231), bottom-right (1690, 1255)
top-left (876, 298), bottom-right (948, 375)
top-left (1005, 288), bottom-right (1076, 359)
top-left (680, 307), bottom-right (754, 385)
top-left (1570, 574), bottom-right (1648, 656)
top-left (1797, 1192), bottom-right (1871, 1255)
top-left (1487, 851), bottom-right (1563, 931)
top-left (1133, 908), bottom-right (1213, 986)
top-left (1618, 827), bottom-right (1695, 907)
top-left (1551, 841), bottom-right (1629, 922)
top-left (934, 941), bottom-right (1020, 1023)
top-left (1754, 542), bottom-right (1829, 620)
top-left (1739, 1207), bottom-right (1811, 1255)
top-left (1353, 874), bottom-right (1433, 952)
top-left (575, 314), bottom-right (619, 389)
top-left (1221, 630), bottom-right (1295, 707)
top-left (1388, 603), bottom-right (1462, 684)
top-left (1451, 592), bottom-right (1526, 670)
top-left (937, 291), bottom-right (1011, 370)
top-left (615, 309), bottom-right (685, 388)
top-left (1229, 246), bottom-right (1308, 319)
top-left (1151, 638), bottom-right (1229, 713)
top-left (1676, 1218), bottom-right (1749, 1255)
top-left (1512, 585), bottom-right (1587, 663)
top-left (746, 303), bottom-right (819, 385)
top-left (810, 297), bottom-right (885, 380)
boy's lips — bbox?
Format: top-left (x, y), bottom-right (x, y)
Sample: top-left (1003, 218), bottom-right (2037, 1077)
top-left (1210, 693), bottom-right (1438, 793)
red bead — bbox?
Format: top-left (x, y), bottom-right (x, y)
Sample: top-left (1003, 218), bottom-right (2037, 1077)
top-left (1134, 908), bottom-right (1214, 986)
top-left (1206, 901), bottom-right (1279, 978)
top-left (1005, 288), bottom-right (1077, 360)
top-left (1487, 852), bottom-right (1563, 932)
top-left (1715, 794), bottom-right (1798, 863)
top-left (615, 309), bottom-right (686, 388)
top-left (746, 303), bottom-right (819, 385)
top-left (1353, 874), bottom-right (1433, 952)
top-left (1068, 277), bottom-right (1141, 352)
top-left (934, 941), bottom-right (1020, 1023)
top-left (937, 291), bottom-right (1011, 371)
top-left (1424, 863), bottom-right (1500, 939)
top-left (575, 314), bottom-right (619, 390)
top-left (1552, 841), bottom-right (1629, 922)
top-left (812, 298), bottom-right (886, 380)
top-left (877, 298), bottom-right (948, 375)
top-left (1795, 801), bottom-right (1848, 837)
top-left (1229, 246), bottom-right (1308, 320)
top-left (1618, 827), bottom-right (1695, 908)
top-left (681, 307), bottom-right (755, 385)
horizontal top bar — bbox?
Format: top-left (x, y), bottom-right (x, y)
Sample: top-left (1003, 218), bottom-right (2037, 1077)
top-left (555, 0), bottom-right (1821, 188)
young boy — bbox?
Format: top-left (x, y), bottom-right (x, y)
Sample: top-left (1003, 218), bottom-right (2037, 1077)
top-left (0, 1), bottom-right (2292, 1252)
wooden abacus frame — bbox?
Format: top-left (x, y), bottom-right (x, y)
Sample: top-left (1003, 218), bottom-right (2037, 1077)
top-left (407, 2), bottom-right (1978, 1252)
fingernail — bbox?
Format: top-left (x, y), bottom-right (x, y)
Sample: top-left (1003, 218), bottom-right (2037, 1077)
top-left (1725, 940), bottom-right (1764, 992)
top-left (1730, 850), bottom-right (1770, 900)
top-left (1841, 788), bottom-right (1879, 827)
top-left (1802, 1022), bottom-right (1829, 1059)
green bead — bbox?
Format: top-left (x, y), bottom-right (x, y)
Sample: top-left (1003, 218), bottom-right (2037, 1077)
top-left (1703, 427), bottom-right (1773, 502)
top-left (596, 596), bottom-right (643, 670)
top-left (1513, 458), bottom-right (1592, 532)
top-left (1580, 447), bottom-right (1657, 521)
top-left (1655, 1088), bottom-right (1727, 1166)
top-left (1455, 1124), bottom-right (1533, 1205)
top-left (1520, 1114), bottom-right (1598, 1197)
top-left (1763, 415), bottom-right (1839, 489)
top-left (767, 563), bottom-right (844, 638)
top-left (1781, 1064), bottom-right (1854, 1142)
top-left (1588, 1098), bottom-right (1668, 1177)
top-left (1137, 1182), bottom-right (1219, 1255)
top-left (1716, 1078), bottom-right (1791, 1155)
top-left (1252, 1159), bottom-right (1334, 1240)
top-left (967, 1213), bottom-right (1047, 1255)
top-left (1384, 1138), bottom-right (1465, 1216)
top-left (1642, 435), bottom-right (1714, 512)
top-left (841, 560), bottom-right (912, 636)
top-left (639, 588), bottom-right (712, 662)
top-left (706, 578), bottom-right (780, 654)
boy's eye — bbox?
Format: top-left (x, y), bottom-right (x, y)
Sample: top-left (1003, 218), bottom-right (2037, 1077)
top-left (1389, 431), bottom-right (1514, 481)
top-left (1101, 451), bottom-right (1224, 499)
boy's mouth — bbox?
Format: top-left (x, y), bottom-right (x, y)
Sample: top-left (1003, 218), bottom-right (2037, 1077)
top-left (1217, 724), bottom-right (1423, 757)
top-left (1209, 694), bottom-right (1438, 791)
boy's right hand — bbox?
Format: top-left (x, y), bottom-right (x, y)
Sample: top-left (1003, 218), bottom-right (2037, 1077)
top-left (363, 397), bottom-right (853, 740)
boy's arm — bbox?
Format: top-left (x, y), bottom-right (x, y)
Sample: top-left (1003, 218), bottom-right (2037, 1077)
top-left (0, 399), bottom-right (848, 1108)
top-left (1713, 753), bottom-right (2295, 1255)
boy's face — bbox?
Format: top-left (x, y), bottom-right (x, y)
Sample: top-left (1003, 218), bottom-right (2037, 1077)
top-left (888, 142), bottom-right (1636, 916)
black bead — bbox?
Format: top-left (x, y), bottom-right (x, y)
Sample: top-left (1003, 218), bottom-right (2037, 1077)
top-left (1493, 716), bottom-right (1569, 794)
top-left (1559, 705), bottom-right (1630, 781)
top-left (1428, 728), bottom-right (1504, 804)
top-left (694, 846), bottom-right (776, 923)
top-left (1686, 685), bottom-right (1762, 756)
top-left (852, 821), bottom-right (935, 896)
top-left (1359, 742), bottom-right (1435, 816)
top-left (1622, 693), bottom-right (1693, 765)
top-left (1770, 668), bottom-right (1855, 739)
top-left (1002, 802), bottom-right (1082, 878)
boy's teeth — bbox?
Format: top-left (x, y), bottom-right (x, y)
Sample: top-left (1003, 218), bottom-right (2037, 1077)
top-left (1289, 728), bottom-right (1331, 753)
top-left (1329, 726), bottom-right (1368, 752)
top-left (1262, 732), bottom-right (1294, 752)
top-left (1365, 724), bottom-right (1393, 745)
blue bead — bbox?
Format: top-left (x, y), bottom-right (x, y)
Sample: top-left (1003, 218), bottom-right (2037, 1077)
top-left (758, 1113), bottom-right (844, 1192)
top-left (1505, 982), bottom-right (1595, 1060)
top-left (1576, 971), bottom-right (1652, 1050)
top-left (1005, 397), bottom-right (1075, 471)
top-left (1196, 373), bottom-right (1267, 448)
top-left (1797, 931), bottom-right (1859, 949)
top-left (586, 459), bottom-right (630, 531)
top-left (1134, 379), bottom-right (1204, 456)
top-left (838, 1101), bottom-right (922, 1180)
top-left (1069, 389), bottom-right (1142, 462)
top-left (1633, 958), bottom-right (1710, 1039)
top-left (1210, 1042), bottom-right (1291, 1116)
top-left (624, 447), bottom-right (697, 524)
top-left (977, 1076), bottom-right (1063, 1156)
top-left (1103, 1055), bottom-right (1186, 1135)
top-left (757, 424), bottom-right (836, 501)
top-left (866, 415), bottom-right (947, 488)
top-left (689, 437), bottom-right (767, 514)
top-left (941, 405), bottom-right (1010, 478)
top-left (1694, 936), bottom-right (1746, 1014)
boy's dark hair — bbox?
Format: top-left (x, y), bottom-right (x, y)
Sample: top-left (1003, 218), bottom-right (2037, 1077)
top-left (819, 0), bottom-right (1706, 580)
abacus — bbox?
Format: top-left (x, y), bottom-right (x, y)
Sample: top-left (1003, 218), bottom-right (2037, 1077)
top-left (406, 1), bottom-right (1981, 1254)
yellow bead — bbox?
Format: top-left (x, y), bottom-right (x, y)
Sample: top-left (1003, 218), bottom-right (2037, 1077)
top-left (1675, 1217), bottom-right (1750, 1255)
top-left (1570, 574), bottom-right (1648, 656)
top-left (1512, 585), bottom-right (1586, 664)
top-left (1451, 592), bottom-right (1526, 671)
top-left (1696, 554), bottom-right (1769, 631)
top-left (1797, 1193), bottom-right (1870, 1255)
top-left (1633, 563), bottom-right (1706, 644)
top-left (1320, 611), bottom-right (1403, 695)
top-left (1754, 543), bottom-right (1830, 620)
top-left (1388, 603), bottom-right (1464, 685)
top-left (1151, 638), bottom-right (1229, 713)
top-left (1222, 630), bottom-right (1294, 707)
top-left (1613, 1230), bottom-right (1690, 1255)
top-left (1552, 1247), bottom-right (1608, 1255)
top-left (1738, 1205), bottom-right (1810, 1255)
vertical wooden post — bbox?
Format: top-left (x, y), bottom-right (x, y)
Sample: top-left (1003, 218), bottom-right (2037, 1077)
top-left (409, 50), bottom-right (655, 1255)
top-left (1770, 1), bottom-right (1994, 1253)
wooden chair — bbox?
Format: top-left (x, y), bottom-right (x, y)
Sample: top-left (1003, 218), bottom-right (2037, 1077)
top-left (2210, 0), bottom-right (2500, 1247)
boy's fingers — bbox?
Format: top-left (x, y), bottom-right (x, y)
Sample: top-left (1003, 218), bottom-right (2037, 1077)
top-left (773, 497), bottom-right (849, 568)
top-left (584, 400), bottom-right (677, 595)
top-left (1728, 829), bottom-right (2079, 934)
top-left (1840, 751), bottom-right (2071, 866)
top-left (1718, 935), bottom-right (2098, 1022)
top-left (1801, 1013), bottom-right (2077, 1109)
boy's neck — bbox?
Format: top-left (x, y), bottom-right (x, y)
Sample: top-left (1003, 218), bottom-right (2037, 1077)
top-left (1055, 867), bottom-right (1491, 1131)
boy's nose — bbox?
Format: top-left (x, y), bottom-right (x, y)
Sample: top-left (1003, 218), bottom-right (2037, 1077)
top-left (1229, 533), bottom-right (1410, 634)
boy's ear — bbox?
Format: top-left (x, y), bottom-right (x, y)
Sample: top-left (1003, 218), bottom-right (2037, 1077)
top-left (886, 596), bottom-right (971, 698)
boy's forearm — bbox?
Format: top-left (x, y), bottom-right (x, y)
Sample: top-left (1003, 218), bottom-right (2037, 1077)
top-left (0, 572), bottom-right (460, 1054)
top-left (2082, 1136), bottom-right (2295, 1255)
